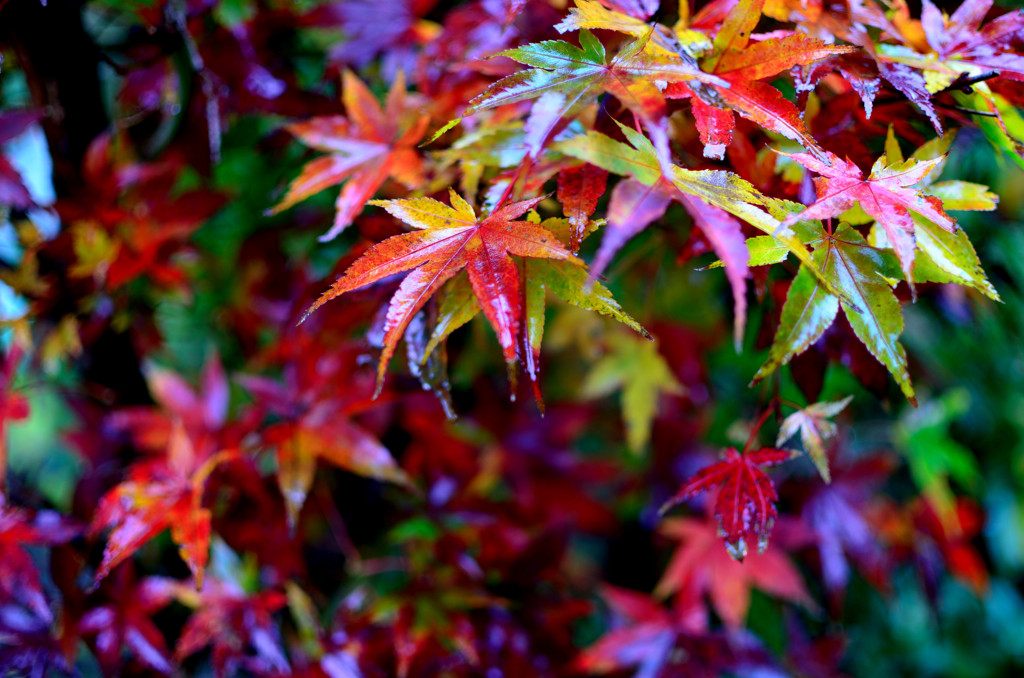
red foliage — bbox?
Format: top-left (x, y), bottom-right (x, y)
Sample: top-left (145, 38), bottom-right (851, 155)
top-left (0, 0), bottom-right (1019, 674)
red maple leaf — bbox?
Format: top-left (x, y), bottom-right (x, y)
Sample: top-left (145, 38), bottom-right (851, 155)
top-left (667, 3), bottom-right (855, 160)
top-left (90, 421), bottom-right (236, 588)
top-left (655, 516), bottom-right (815, 628)
top-left (172, 578), bottom-right (289, 678)
top-left (270, 70), bottom-right (429, 241)
top-left (303, 190), bottom-right (581, 390)
top-left (661, 408), bottom-right (793, 559)
top-left (57, 133), bottom-right (225, 291)
top-left (239, 344), bottom-right (411, 530)
top-left (578, 582), bottom-right (787, 677)
top-left (107, 352), bottom-right (245, 463)
top-left (0, 495), bottom-right (79, 622)
top-left (781, 149), bottom-right (957, 284)
top-left (92, 352), bottom-right (243, 587)
top-left (556, 163), bottom-right (608, 252)
top-left (921, 0), bottom-right (1024, 80)
top-left (78, 569), bottom-right (178, 675)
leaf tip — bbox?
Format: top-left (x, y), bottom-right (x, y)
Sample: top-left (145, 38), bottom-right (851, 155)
top-left (297, 302), bottom-right (319, 326)
top-left (657, 491), bottom-right (684, 518)
top-left (422, 118), bottom-right (462, 146)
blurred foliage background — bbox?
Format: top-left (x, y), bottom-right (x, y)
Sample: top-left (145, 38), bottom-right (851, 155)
top-left (3, 0), bottom-right (1024, 676)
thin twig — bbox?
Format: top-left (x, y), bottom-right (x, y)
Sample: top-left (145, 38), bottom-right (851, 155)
top-left (934, 102), bottom-right (999, 117)
top-left (937, 70), bottom-right (1000, 95)
top-left (314, 483), bottom-right (363, 569)
top-left (168, 0), bottom-right (221, 164)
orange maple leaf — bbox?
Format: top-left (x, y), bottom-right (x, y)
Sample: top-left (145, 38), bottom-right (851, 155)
top-left (303, 189), bottom-right (583, 390)
top-left (271, 70), bottom-right (429, 241)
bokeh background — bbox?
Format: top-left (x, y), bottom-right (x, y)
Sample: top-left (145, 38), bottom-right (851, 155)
top-left (3, 0), bottom-right (1024, 676)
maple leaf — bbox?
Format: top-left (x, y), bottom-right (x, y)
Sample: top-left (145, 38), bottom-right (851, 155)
top-left (302, 189), bottom-right (582, 391)
top-left (171, 574), bottom-right (289, 678)
top-left (875, 62), bottom-right (945, 134)
top-left (755, 223), bottom-right (917, 402)
top-left (554, 0), bottom-right (711, 57)
top-left (777, 395), bottom-right (854, 482)
top-left (0, 494), bottom-right (79, 622)
top-left (241, 360), bottom-right (413, 530)
top-left (420, 215), bottom-right (648, 408)
top-left (655, 516), bottom-right (814, 627)
top-left (575, 584), bottom-right (784, 677)
top-left (662, 405), bottom-right (796, 558)
top-left (581, 331), bottom-right (682, 453)
top-left (801, 454), bottom-right (895, 598)
top-left (240, 346), bottom-right (415, 532)
top-left (90, 422), bottom-right (236, 588)
top-left (557, 123), bottom-right (834, 347)
top-left (555, 0), bottom-right (660, 34)
top-left (270, 70), bottom-right (429, 241)
top-left (272, 421), bottom-right (411, 527)
top-left (447, 29), bottom-right (726, 164)
top-left (877, 0), bottom-right (1024, 100)
top-left (795, 52), bottom-right (883, 118)
top-left (877, 129), bottom-right (1000, 300)
top-left (781, 149), bottom-right (958, 286)
top-left (865, 0), bottom-right (1024, 140)
top-left (56, 133), bottom-right (225, 291)
top-left (662, 444), bottom-right (793, 559)
top-left (921, 0), bottom-right (1024, 75)
top-left (664, 0), bottom-right (855, 160)
top-left (78, 571), bottom-right (178, 675)
top-left (242, 366), bottom-right (411, 532)
top-left (109, 352), bottom-right (234, 461)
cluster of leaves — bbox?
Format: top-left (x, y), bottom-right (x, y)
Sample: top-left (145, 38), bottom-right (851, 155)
top-left (1, 0), bottom-right (1023, 675)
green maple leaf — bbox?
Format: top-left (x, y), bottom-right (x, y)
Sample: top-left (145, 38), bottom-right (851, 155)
top-left (556, 124), bottom-right (847, 348)
top-left (755, 223), bottom-right (916, 403)
top-left (431, 29), bottom-right (723, 159)
top-left (581, 331), bottom-right (684, 454)
top-left (724, 130), bottom-right (998, 303)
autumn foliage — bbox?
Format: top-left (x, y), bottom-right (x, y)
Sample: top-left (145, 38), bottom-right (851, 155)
top-left (2, 0), bottom-right (1024, 675)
